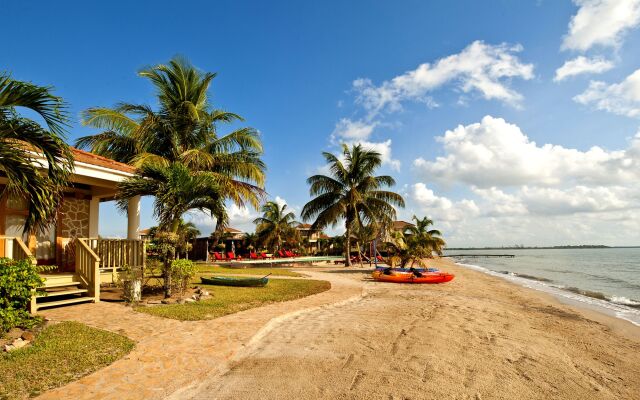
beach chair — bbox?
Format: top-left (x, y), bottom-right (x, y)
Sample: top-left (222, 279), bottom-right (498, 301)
top-left (226, 252), bottom-right (238, 261)
top-left (260, 252), bottom-right (270, 259)
top-left (285, 250), bottom-right (295, 258)
top-left (212, 252), bottom-right (224, 261)
top-left (277, 250), bottom-right (287, 258)
top-left (249, 252), bottom-right (261, 260)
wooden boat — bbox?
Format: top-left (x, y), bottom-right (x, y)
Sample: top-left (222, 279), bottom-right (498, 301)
top-left (201, 275), bottom-right (269, 287)
top-left (372, 270), bottom-right (454, 284)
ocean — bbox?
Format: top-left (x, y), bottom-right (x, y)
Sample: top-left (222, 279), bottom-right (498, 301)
top-left (444, 248), bottom-right (640, 326)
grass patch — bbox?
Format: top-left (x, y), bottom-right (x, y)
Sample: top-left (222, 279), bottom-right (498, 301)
top-left (136, 279), bottom-right (331, 321)
top-left (196, 264), bottom-right (302, 277)
top-left (0, 321), bottom-right (134, 399)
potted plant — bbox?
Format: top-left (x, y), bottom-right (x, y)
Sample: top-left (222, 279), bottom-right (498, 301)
top-left (119, 265), bottom-right (143, 303)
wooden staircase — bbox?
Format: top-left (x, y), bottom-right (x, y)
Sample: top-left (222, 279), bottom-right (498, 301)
top-left (32, 274), bottom-right (95, 312)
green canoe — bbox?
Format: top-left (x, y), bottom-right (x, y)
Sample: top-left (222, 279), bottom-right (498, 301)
top-left (201, 275), bottom-right (269, 287)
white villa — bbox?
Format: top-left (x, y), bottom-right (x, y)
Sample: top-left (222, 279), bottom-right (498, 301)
top-left (0, 148), bottom-right (145, 312)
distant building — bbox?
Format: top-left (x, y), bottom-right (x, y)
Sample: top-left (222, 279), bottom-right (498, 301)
top-left (296, 223), bottom-right (324, 254)
top-left (222, 227), bottom-right (244, 241)
top-left (138, 228), bottom-right (153, 241)
top-left (391, 220), bottom-right (415, 233)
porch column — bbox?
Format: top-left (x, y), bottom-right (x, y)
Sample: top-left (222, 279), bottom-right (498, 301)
top-left (89, 197), bottom-right (100, 238)
top-left (127, 196), bottom-right (140, 240)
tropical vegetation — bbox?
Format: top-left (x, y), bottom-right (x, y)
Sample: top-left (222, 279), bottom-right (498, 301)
top-left (302, 144), bottom-right (405, 265)
top-left (76, 57), bottom-right (266, 297)
top-left (0, 258), bottom-right (47, 332)
top-left (385, 215), bottom-right (446, 267)
top-left (0, 73), bottom-right (73, 234)
top-left (253, 201), bottom-right (299, 252)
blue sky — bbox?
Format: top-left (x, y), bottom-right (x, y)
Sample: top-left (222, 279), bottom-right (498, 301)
top-left (4, 0), bottom-right (640, 246)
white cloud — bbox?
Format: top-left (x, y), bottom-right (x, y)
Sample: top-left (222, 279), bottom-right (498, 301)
top-left (274, 196), bottom-right (288, 208)
top-left (519, 185), bottom-right (631, 215)
top-left (554, 56), bottom-right (614, 81)
top-left (407, 117), bottom-right (640, 246)
top-left (353, 41), bottom-right (534, 116)
top-left (332, 118), bottom-right (377, 140)
top-left (472, 187), bottom-right (528, 216)
top-left (573, 68), bottom-right (640, 117)
top-left (187, 204), bottom-right (258, 234)
top-left (412, 183), bottom-right (479, 222)
top-left (562, 0), bottom-right (640, 51)
top-left (413, 115), bottom-right (640, 187)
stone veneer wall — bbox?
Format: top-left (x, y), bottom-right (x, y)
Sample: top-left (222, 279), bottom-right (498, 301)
top-left (60, 197), bottom-right (90, 239)
top-left (59, 197), bottom-right (90, 268)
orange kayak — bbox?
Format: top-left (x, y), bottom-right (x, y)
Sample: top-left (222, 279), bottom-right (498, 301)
top-left (372, 270), bottom-right (454, 284)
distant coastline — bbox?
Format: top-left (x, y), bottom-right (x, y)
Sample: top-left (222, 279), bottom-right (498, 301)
top-left (445, 245), bottom-right (640, 250)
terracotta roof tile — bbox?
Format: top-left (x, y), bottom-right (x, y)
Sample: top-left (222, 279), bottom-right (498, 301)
top-left (71, 147), bottom-right (136, 173)
top-left (392, 220), bottom-right (414, 230)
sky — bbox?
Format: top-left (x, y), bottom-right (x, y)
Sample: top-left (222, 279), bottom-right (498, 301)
top-left (3, 0), bottom-right (640, 246)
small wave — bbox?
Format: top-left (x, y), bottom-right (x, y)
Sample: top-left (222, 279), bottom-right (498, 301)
top-left (494, 270), bottom-right (553, 283)
top-left (564, 287), bottom-right (608, 301)
top-left (610, 296), bottom-right (640, 309)
top-left (455, 261), bottom-right (640, 326)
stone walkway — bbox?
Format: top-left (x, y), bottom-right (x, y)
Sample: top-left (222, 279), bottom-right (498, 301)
top-left (37, 270), bottom-right (364, 400)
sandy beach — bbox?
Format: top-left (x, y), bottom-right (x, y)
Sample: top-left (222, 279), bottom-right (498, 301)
top-left (177, 258), bottom-right (640, 400)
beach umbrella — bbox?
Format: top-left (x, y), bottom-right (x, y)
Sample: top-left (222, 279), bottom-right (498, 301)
top-left (231, 240), bottom-right (236, 256)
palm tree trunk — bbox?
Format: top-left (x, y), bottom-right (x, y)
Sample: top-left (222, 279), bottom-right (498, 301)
top-left (163, 219), bottom-right (181, 298)
top-left (345, 222), bottom-right (352, 267)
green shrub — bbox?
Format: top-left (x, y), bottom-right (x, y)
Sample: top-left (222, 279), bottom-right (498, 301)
top-left (170, 259), bottom-right (196, 297)
top-left (0, 258), bottom-right (47, 332)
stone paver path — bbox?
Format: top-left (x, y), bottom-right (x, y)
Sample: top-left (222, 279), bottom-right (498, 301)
top-left (36, 271), bottom-right (363, 400)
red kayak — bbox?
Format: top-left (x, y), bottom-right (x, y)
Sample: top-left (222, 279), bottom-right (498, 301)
top-left (372, 270), bottom-right (454, 284)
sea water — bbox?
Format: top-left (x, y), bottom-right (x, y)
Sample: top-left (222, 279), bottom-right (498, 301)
top-left (444, 248), bottom-right (640, 326)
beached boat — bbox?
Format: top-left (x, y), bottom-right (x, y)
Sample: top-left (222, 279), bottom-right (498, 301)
top-left (372, 270), bottom-right (454, 284)
top-left (201, 275), bottom-right (269, 287)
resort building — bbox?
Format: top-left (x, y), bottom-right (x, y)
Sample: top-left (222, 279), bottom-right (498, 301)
top-left (0, 148), bottom-right (146, 311)
top-left (296, 223), bottom-right (323, 254)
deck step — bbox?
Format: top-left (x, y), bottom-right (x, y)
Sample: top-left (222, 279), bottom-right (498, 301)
top-left (36, 296), bottom-right (94, 310)
top-left (37, 288), bottom-right (87, 298)
top-left (40, 281), bottom-right (82, 289)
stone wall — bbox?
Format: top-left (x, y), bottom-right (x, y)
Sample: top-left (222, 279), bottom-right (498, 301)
top-left (59, 197), bottom-right (90, 269)
top-left (60, 197), bottom-right (90, 239)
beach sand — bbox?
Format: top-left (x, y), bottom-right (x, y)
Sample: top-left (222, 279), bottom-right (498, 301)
top-left (181, 258), bottom-right (640, 400)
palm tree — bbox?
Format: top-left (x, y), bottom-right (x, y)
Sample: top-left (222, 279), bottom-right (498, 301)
top-left (75, 57), bottom-right (265, 214)
top-left (253, 201), bottom-right (299, 252)
top-left (175, 220), bottom-right (201, 259)
top-left (302, 144), bottom-right (405, 266)
top-left (117, 162), bottom-right (228, 297)
top-left (404, 216), bottom-right (446, 257)
top-left (0, 73), bottom-right (73, 233)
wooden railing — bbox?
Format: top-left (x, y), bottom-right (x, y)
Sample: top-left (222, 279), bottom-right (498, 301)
top-left (81, 238), bottom-right (145, 280)
top-left (75, 239), bottom-right (100, 301)
top-left (0, 236), bottom-right (36, 264)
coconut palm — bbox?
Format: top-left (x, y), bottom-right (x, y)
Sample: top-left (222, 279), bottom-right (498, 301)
top-left (302, 144), bottom-right (405, 266)
top-left (404, 215), bottom-right (446, 257)
top-left (75, 57), bottom-right (265, 212)
top-left (175, 220), bottom-right (201, 258)
top-left (117, 162), bottom-right (227, 296)
top-left (0, 73), bottom-right (73, 233)
top-left (253, 201), bottom-right (299, 252)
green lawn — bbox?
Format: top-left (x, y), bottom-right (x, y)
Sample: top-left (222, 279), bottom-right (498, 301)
top-left (136, 278), bottom-right (331, 321)
top-left (196, 264), bottom-right (302, 277)
top-left (0, 322), bottom-right (134, 399)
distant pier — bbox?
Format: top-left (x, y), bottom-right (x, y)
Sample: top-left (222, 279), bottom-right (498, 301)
top-left (446, 254), bottom-right (515, 258)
